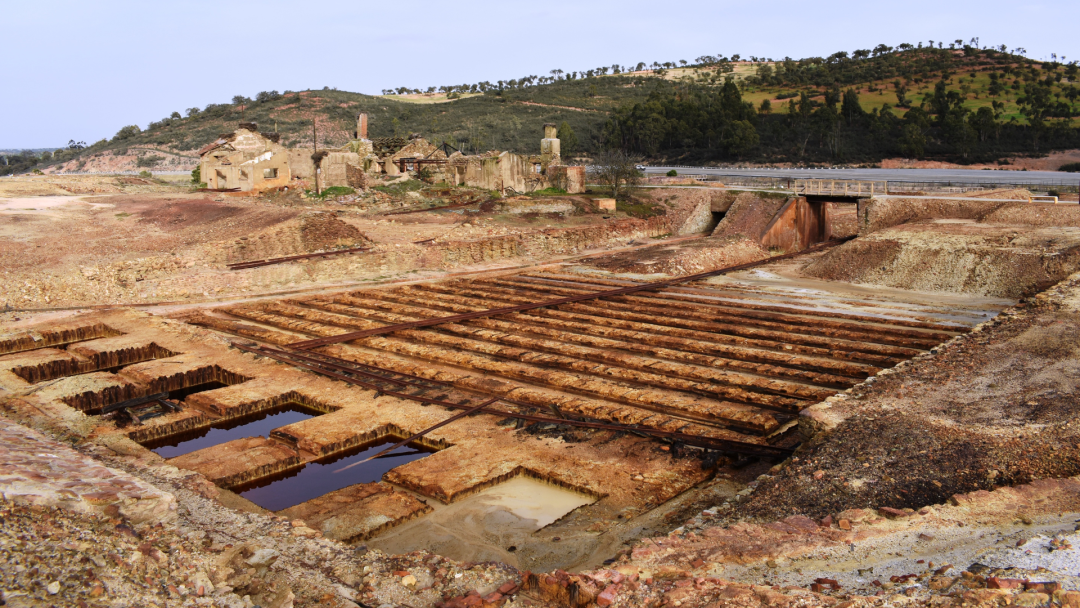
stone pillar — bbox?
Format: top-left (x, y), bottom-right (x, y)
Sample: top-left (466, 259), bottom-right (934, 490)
top-left (540, 123), bottom-right (560, 170)
top-left (357, 113), bottom-right (369, 140)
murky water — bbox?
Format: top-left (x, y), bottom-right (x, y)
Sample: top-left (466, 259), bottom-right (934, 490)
top-left (145, 403), bottom-right (320, 458)
top-left (233, 438), bottom-right (436, 512)
top-left (369, 476), bottom-right (594, 567)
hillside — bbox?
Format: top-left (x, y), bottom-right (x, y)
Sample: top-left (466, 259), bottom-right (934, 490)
top-left (9, 44), bottom-right (1080, 174)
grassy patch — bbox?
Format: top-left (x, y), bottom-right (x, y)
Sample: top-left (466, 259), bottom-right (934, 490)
top-left (373, 179), bottom-right (425, 196)
top-left (527, 187), bottom-right (569, 197)
top-left (618, 199), bottom-right (667, 219)
top-left (114, 212), bottom-right (131, 219)
top-left (304, 186), bottom-right (356, 199)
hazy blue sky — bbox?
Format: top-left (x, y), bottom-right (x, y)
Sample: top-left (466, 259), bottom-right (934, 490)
top-left (1, 0), bottom-right (1075, 148)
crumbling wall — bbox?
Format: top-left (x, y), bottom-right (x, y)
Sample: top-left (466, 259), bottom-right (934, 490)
top-left (345, 164), bottom-right (368, 190)
top-left (547, 166), bottom-right (586, 194)
top-left (199, 128), bottom-right (291, 191)
top-left (288, 149), bottom-right (315, 179)
top-left (319, 152), bottom-right (361, 189)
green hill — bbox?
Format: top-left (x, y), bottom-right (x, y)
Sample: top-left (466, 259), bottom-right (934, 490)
top-left (10, 44), bottom-right (1080, 174)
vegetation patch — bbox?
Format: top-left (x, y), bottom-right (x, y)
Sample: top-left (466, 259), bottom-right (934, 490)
top-left (527, 187), bottom-right (569, 197)
top-left (306, 186), bottom-right (355, 199)
top-left (373, 179), bottom-right (425, 196)
top-left (618, 198), bottom-right (667, 219)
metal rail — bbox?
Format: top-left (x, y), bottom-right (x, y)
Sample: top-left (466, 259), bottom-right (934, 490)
top-left (289, 236), bottom-right (855, 349)
top-left (334, 397), bottom-right (501, 472)
top-left (227, 246), bottom-right (371, 271)
top-left (234, 343), bottom-right (794, 459)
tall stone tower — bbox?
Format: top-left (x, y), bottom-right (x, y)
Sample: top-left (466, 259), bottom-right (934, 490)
top-left (356, 113), bottom-right (369, 140)
top-left (540, 123), bottom-right (561, 170)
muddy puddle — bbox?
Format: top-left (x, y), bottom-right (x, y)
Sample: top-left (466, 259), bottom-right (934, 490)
top-left (144, 403), bottom-right (322, 458)
top-left (369, 476), bottom-right (594, 569)
top-left (233, 438), bottom-right (436, 511)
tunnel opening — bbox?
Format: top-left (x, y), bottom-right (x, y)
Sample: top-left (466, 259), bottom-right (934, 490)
top-left (705, 211), bottom-right (726, 234)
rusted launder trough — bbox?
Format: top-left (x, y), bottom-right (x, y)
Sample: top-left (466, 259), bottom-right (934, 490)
top-left (289, 236), bottom-right (856, 349)
top-left (232, 343), bottom-right (794, 460)
top-left (228, 246), bottom-right (372, 271)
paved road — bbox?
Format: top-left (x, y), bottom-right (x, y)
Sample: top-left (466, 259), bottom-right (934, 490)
top-left (644, 166), bottom-right (1080, 187)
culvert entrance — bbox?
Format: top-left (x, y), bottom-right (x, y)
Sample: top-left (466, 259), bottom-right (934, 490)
top-left (231, 437), bottom-right (438, 512)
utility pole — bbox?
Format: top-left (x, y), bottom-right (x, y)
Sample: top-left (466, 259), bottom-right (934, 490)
top-left (313, 120), bottom-right (319, 195)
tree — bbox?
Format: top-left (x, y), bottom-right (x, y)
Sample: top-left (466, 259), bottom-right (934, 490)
top-left (841, 88), bottom-right (865, 125)
top-left (232, 95), bottom-right (248, 105)
top-left (169, 111), bottom-right (182, 120)
top-left (759, 99), bottom-right (772, 115)
top-left (112, 125), bottom-right (141, 141)
top-left (899, 123), bottom-right (927, 158)
top-left (970, 106), bottom-right (998, 142)
top-left (557, 122), bottom-right (579, 159)
top-left (589, 149), bottom-right (642, 201)
top-left (255, 90), bottom-right (281, 103)
top-left (1018, 84), bottom-right (1053, 150)
top-left (723, 120), bottom-right (759, 158)
top-left (894, 80), bottom-right (910, 107)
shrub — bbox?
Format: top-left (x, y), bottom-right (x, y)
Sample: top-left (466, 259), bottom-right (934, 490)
top-left (1059, 162), bottom-right (1080, 173)
top-left (136, 154), bottom-right (165, 168)
top-left (667, 169), bottom-right (678, 176)
top-left (138, 170), bottom-right (153, 178)
top-left (112, 125), bottom-right (141, 141)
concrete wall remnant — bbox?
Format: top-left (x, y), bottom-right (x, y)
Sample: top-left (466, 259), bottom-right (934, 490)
top-left (199, 127), bottom-right (291, 192)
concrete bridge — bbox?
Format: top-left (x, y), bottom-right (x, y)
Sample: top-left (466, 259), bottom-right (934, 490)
top-left (795, 179), bottom-right (887, 199)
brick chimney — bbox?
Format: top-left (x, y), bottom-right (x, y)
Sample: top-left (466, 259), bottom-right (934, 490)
top-left (357, 113), bottom-right (369, 140)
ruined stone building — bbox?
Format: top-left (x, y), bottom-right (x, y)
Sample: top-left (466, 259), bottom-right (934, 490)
top-left (199, 115), bottom-right (584, 194)
top-left (197, 124), bottom-right (291, 191)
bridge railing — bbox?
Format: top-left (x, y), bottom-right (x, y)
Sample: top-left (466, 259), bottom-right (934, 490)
top-left (795, 179), bottom-right (888, 197)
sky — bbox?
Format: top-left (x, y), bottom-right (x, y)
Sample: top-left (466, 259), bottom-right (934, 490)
top-left (1, 0), bottom-right (1076, 149)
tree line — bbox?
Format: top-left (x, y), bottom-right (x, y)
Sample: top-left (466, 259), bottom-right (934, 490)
top-left (602, 75), bottom-right (1080, 163)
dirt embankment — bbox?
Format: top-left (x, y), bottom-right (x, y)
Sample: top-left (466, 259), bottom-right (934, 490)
top-left (48, 148), bottom-right (198, 174)
top-left (582, 235), bottom-right (768, 277)
top-left (732, 273), bottom-right (1080, 522)
top-left (223, 212), bottom-right (373, 264)
top-left (803, 222), bottom-right (1080, 298)
top-left (800, 194), bottom-right (1080, 298)
top-left (710, 192), bottom-right (788, 241)
top-left (857, 192), bottom-right (1078, 235)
